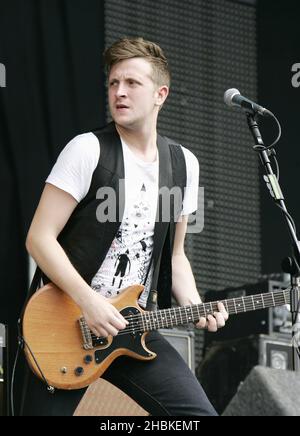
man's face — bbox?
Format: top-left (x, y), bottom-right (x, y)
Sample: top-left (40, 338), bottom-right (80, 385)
top-left (108, 57), bottom-right (164, 128)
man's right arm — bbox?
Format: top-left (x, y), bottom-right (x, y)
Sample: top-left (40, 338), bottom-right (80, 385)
top-left (26, 183), bottom-right (128, 337)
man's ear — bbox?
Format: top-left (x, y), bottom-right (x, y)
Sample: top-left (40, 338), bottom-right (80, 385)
top-left (155, 85), bottom-right (169, 107)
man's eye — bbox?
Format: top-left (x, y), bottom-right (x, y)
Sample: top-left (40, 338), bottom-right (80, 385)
top-left (129, 80), bottom-right (140, 86)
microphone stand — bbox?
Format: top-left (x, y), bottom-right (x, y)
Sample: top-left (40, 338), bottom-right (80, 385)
top-left (246, 112), bottom-right (300, 372)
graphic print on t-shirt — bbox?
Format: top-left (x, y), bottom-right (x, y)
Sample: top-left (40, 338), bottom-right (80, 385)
top-left (112, 249), bottom-right (131, 289)
top-left (91, 181), bottom-right (154, 301)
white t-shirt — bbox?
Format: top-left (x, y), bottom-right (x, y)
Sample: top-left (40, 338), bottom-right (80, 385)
top-left (46, 131), bottom-right (199, 307)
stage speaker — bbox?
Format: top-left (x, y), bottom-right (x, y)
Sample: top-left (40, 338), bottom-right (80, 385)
top-left (223, 366), bottom-right (300, 416)
top-left (259, 334), bottom-right (298, 371)
top-left (159, 328), bottom-right (195, 373)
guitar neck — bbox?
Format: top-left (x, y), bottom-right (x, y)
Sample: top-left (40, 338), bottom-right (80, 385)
top-left (140, 288), bottom-right (291, 331)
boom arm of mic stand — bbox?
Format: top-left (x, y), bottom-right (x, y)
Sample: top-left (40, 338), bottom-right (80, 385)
top-left (246, 112), bottom-right (300, 371)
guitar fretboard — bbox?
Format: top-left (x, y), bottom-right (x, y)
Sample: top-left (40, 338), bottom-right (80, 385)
top-left (139, 288), bottom-right (290, 331)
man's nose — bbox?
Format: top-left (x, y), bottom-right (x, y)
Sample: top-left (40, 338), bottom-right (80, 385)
top-left (116, 83), bottom-right (127, 97)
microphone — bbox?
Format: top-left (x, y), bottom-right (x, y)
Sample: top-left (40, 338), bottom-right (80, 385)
top-left (224, 88), bottom-right (271, 117)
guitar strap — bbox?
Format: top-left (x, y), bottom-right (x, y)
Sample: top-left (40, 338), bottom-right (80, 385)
top-left (147, 139), bottom-right (187, 310)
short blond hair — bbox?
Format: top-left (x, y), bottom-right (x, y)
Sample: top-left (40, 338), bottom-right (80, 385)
top-left (104, 37), bottom-right (170, 87)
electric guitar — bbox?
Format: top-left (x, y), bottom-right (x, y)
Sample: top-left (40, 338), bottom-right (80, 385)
top-left (22, 282), bottom-right (291, 390)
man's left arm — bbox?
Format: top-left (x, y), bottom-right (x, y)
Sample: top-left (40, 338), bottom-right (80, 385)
top-left (171, 216), bottom-right (228, 332)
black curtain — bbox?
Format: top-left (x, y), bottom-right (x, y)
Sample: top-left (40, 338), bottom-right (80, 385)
top-left (0, 0), bottom-right (105, 412)
top-left (258, 0), bottom-right (300, 274)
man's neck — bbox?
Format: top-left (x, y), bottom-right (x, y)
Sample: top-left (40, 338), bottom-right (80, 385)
top-left (115, 123), bottom-right (158, 161)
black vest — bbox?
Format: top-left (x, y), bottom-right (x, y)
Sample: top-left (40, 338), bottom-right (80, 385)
top-left (50, 123), bottom-right (187, 309)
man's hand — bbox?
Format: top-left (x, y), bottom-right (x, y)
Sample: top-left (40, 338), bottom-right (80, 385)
top-left (195, 302), bottom-right (229, 332)
top-left (81, 292), bottom-right (129, 338)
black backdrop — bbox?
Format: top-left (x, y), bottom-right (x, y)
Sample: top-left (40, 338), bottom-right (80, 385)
top-left (0, 1), bottom-right (105, 410)
top-left (258, 0), bottom-right (300, 275)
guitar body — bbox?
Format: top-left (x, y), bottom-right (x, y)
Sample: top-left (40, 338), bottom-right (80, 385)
top-left (22, 283), bottom-right (156, 390)
top-left (22, 280), bottom-right (289, 390)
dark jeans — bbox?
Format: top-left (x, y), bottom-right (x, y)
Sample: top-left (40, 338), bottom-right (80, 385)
top-left (20, 331), bottom-right (217, 416)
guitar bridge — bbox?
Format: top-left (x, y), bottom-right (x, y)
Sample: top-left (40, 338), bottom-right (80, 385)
top-left (78, 317), bottom-right (93, 350)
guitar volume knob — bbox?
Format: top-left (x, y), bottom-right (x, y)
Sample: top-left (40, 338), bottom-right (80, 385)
top-left (84, 355), bottom-right (93, 364)
top-left (75, 366), bottom-right (84, 376)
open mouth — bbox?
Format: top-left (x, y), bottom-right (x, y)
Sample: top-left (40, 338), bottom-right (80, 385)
top-left (116, 104), bottom-right (129, 110)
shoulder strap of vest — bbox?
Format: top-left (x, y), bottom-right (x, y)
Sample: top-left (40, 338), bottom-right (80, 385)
top-left (168, 139), bottom-right (187, 218)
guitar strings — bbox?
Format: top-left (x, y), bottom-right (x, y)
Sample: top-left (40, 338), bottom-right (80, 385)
top-left (91, 300), bottom-right (288, 339)
top-left (111, 290), bottom-right (289, 328)
top-left (87, 289), bottom-right (290, 340)
top-left (89, 305), bottom-right (210, 339)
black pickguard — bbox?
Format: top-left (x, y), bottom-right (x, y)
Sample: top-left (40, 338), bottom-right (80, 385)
top-left (94, 307), bottom-right (152, 365)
